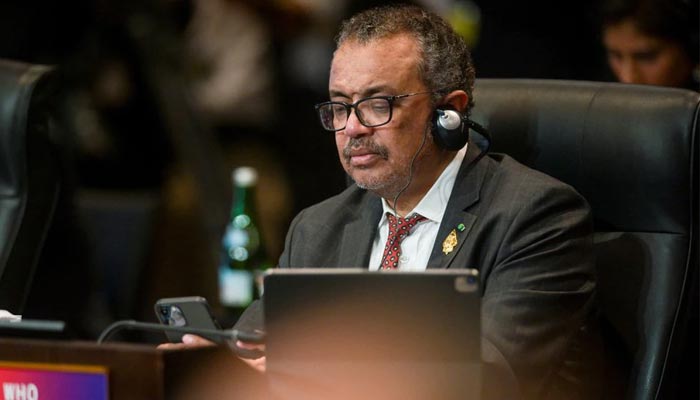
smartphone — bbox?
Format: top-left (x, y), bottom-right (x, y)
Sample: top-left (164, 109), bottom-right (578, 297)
top-left (154, 296), bottom-right (224, 344)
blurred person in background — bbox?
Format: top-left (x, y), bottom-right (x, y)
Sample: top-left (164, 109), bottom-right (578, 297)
top-left (599, 0), bottom-right (699, 90)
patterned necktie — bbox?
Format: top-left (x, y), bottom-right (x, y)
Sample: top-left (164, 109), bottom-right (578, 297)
top-left (380, 213), bottom-right (428, 270)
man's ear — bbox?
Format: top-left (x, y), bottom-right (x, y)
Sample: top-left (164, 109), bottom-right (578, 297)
top-left (441, 90), bottom-right (469, 113)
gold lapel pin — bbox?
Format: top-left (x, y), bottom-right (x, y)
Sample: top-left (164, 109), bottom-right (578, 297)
top-left (442, 229), bottom-right (458, 254)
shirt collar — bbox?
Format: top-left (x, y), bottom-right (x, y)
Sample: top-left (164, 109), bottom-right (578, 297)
top-left (379, 143), bottom-right (467, 225)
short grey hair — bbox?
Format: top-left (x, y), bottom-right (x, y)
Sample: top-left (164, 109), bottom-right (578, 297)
top-left (336, 4), bottom-right (476, 113)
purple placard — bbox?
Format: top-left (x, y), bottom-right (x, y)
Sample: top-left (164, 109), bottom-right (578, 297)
top-left (0, 362), bottom-right (108, 400)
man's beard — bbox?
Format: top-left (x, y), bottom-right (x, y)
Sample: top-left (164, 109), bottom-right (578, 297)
top-left (343, 137), bottom-right (410, 194)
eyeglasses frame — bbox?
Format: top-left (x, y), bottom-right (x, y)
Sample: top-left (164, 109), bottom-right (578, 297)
top-left (314, 90), bottom-right (442, 132)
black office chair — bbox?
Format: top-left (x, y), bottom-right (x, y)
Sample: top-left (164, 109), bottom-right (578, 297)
top-left (0, 58), bottom-right (159, 337)
top-left (470, 79), bottom-right (699, 400)
top-left (0, 59), bottom-right (61, 314)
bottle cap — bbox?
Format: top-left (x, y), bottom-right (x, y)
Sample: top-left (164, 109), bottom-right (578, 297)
top-left (233, 166), bottom-right (258, 187)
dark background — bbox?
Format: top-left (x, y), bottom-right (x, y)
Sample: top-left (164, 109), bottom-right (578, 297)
top-left (0, 0), bottom-right (612, 338)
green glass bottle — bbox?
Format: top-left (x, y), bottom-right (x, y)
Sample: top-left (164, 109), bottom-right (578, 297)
top-left (218, 166), bottom-right (271, 319)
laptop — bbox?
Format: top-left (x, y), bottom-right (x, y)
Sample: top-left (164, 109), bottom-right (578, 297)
top-left (262, 268), bottom-right (482, 400)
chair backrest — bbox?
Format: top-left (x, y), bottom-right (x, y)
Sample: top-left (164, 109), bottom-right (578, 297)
top-left (0, 59), bottom-right (60, 314)
top-left (470, 79), bottom-right (699, 400)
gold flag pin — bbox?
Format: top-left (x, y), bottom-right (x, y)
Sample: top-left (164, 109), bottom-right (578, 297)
top-left (442, 229), bottom-right (458, 254)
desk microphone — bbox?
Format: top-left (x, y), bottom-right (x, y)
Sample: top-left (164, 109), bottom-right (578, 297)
top-left (96, 320), bottom-right (265, 345)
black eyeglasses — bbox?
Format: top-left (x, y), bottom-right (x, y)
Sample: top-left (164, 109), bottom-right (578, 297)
top-left (314, 91), bottom-right (437, 132)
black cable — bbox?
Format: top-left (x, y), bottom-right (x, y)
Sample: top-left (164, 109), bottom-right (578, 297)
top-left (96, 320), bottom-right (241, 345)
top-left (465, 118), bottom-right (491, 155)
top-left (391, 124), bottom-right (429, 214)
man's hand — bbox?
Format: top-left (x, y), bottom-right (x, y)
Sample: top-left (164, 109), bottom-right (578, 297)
top-left (236, 340), bottom-right (266, 373)
top-left (157, 334), bottom-right (216, 350)
top-left (157, 335), bottom-right (266, 373)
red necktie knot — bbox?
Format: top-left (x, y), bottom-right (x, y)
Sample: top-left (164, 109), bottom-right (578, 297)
top-left (380, 213), bottom-right (428, 270)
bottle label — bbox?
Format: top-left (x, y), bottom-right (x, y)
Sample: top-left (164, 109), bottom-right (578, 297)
top-left (218, 267), bottom-right (253, 307)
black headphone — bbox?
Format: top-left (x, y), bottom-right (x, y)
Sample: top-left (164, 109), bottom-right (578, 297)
top-left (432, 108), bottom-right (491, 152)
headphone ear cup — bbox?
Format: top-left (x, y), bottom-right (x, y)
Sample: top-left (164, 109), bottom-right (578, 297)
top-left (432, 109), bottom-right (469, 151)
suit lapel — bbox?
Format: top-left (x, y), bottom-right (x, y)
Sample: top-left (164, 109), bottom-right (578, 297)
top-left (337, 191), bottom-right (383, 268)
top-left (427, 145), bottom-right (488, 269)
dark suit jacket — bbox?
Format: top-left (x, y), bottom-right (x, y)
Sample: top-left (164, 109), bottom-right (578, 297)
top-left (237, 144), bottom-right (597, 399)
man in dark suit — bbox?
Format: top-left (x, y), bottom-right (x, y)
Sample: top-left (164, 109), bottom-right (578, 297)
top-left (173, 5), bottom-right (597, 399)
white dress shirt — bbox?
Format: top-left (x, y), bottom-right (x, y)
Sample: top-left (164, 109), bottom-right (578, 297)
top-left (369, 145), bottom-right (467, 271)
